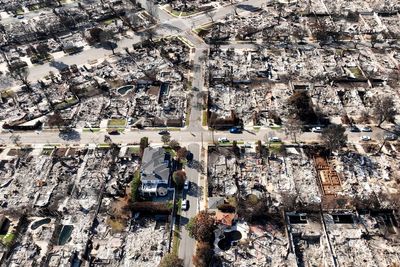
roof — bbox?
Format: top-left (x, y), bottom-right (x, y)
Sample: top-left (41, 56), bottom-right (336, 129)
top-left (141, 147), bottom-right (170, 182)
top-left (208, 196), bottom-right (225, 210)
top-left (215, 211), bottom-right (236, 227)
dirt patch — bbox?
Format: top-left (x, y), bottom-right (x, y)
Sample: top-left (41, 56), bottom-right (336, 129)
top-left (109, 188), bottom-right (131, 222)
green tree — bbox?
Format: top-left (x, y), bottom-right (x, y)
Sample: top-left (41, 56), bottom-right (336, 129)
top-left (139, 137), bottom-right (149, 157)
top-left (131, 170), bottom-right (141, 203)
top-left (159, 253), bottom-right (183, 267)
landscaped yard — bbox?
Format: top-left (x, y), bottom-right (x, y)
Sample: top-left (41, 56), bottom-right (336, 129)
top-left (107, 119), bottom-right (127, 128)
top-left (0, 233), bottom-right (15, 247)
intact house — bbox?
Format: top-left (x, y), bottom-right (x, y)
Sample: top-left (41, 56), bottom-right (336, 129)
top-left (139, 147), bottom-right (172, 197)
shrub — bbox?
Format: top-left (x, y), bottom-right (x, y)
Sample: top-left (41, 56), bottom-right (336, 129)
top-left (159, 253), bottom-right (183, 267)
top-left (186, 211), bottom-right (215, 242)
top-left (192, 242), bottom-right (213, 267)
top-left (173, 170), bottom-right (186, 189)
top-left (130, 170), bottom-right (141, 203)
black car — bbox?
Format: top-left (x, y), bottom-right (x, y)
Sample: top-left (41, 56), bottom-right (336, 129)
top-left (108, 130), bottom-right (120, 135)
top-left (158, 130), bottom-right (170, 135)
top-left (349, 126), bottom-right (360, 132)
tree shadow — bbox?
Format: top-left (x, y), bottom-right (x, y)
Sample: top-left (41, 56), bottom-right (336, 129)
top-left (188, 159), bottom-right (204, 174)
top-left (50, 60), bottom-right (69, 71)
top-left (237, 4), bottom-right (260, 12)
top-left (243, 129), bottom-right (256, 135)
top-left (59, 129), bottom-right (81, 141)
top-left (102, 41), bottom-right (118, 53)
top-left (180, 215), bottom-right (190, 226)
top-left (184, 181), bottom-right (203, 199)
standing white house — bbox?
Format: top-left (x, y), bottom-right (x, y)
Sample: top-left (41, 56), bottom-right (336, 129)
top-left (139, 147), bottom-right (171, 197)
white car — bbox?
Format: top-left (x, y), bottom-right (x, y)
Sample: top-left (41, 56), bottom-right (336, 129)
top-left (360, 135), bottom-right (371, 141)
top-left (218, 137), bottom-right (229, 143)
top-left (181, 199), bottom-right (189, 211)
top-left (268, 137), bottom-right (281, 142)
top-left (361, 126), bottom-right (372, 132)
top-left (184, 180), bottom-right (190, 190)
top-left (311, 127), bottom-right (323, 133)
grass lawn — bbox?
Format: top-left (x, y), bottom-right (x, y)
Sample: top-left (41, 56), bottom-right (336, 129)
top-left (103, 18), bottom-right (115, 25)
top-left (185, 109), bottom-right (191, 127)
top-left (107, 128), bottom-right (125, 133)
top-left (0, 233), bottom-right (16, 246)
top-left (128, 146), bottom-right (140, 154)
top-left (202, 111), bottom-right (207, 126)
top-left (97, 143), bottom-right (111, 148)
top-left (269, 143), bottom-right (284, 154)
top-left (28, 4), bottom-right (39, 11)
top-left (83, 128), bottom-right (101, 132)
top-left (217, 141), bottom-right (244, 147)
top-left (54, 97), bottom-right (78, 110)
top-left (172, 228), bottom-right (181, 255)
top-left (347, 66), bottom-right (363, 78)
top-left (44, 144), bottom-right (60, 148)
top-left (270, 125), bottom-right (282, 130)
top-left (107, 119), bottom-right (127, 128)
top-left (106, 218), bottom-right (125, 233)
top-left (172, 196), bottom-right (182, 255)
top-left (41, 148), bottom-right (54, 156)
top-left (16, 8), bottom-right (24, 15)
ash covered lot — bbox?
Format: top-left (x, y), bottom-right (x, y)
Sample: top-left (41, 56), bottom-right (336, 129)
top-left (0, 144), bottom-right (173, 266)
top-left (206, 141), bottom-right (400, 266)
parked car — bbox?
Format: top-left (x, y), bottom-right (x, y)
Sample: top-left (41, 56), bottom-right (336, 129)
top-left (384, 133), bottom-right (397, 141)
top-left (158, 130), bottom-right (169, 135)
top-left (181, 199), bottom-right (189, 211)
top-left (311, 127), bottom-right (322, 133)
top-left (229, 127), bottom-right (242, 134)
top-left (391, 125), bottom-right (400, 134)
top-left (243, 142), bottom-right (252, 148)
top-left (184, 180), bottom-right (190, 190)
top-left (360, 135), bottom-right (371, 141)
top-left (361, 126), bottom-right (372, 132)
top-left (108, 130), bottom-right (120, 135)
top-left (268, 137), bottom-right (281, 142)
top-left (349, 126), bottom-right (360, 132)
top-left (218, 137), bottom-right (229, 143)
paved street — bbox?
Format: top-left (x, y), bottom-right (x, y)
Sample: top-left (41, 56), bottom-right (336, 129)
top-left (0, 126), bottom-right (387, 146)
top-left (179, 143), bottom-right (200, 267)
